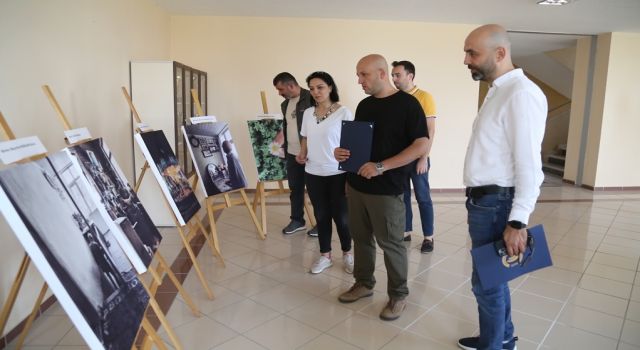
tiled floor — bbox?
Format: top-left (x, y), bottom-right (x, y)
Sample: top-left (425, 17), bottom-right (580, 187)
top-left (5, 183), bottom-right (640, 349)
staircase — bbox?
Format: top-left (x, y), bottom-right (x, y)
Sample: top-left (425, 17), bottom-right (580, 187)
top-left (543, 144), bottom-right (566, 177)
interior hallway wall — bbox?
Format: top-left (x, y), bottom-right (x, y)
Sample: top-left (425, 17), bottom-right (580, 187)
top-left (169, 16), bottom-right (480, 190)
top-left (0, 0), bottom-right (170, 334)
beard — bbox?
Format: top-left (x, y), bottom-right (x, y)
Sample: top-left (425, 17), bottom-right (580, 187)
top-left (468, 59), bottom-right (496, 82)
top-left (470, 69), bottom-right (485, 81)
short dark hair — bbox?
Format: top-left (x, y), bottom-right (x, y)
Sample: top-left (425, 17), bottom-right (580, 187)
top-left (391, 60), bottom-right (416, 78)
top-left (306, 71), bottom-right (340, 104)
top-left (273, 72), bottom-right (298, 86)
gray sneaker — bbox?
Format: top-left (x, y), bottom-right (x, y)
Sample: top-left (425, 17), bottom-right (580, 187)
top-left (379, 298), bottom-right (407, 321)
top-left (338, 282), bottom-right (373, 303)
top-left (282, 220), bottom-right (305, 235)
top-left (307, 225), bottom-right (318, 237)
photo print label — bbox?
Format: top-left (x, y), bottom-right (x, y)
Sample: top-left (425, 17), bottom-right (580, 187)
top-left (190, 115), bottom-right (217, 124)
top-left (64, 127), bottom-right (92, 144)
top-left (0, 136), bottom-right (47, 164)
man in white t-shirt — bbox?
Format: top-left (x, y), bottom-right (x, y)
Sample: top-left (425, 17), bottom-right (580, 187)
top-left (273, 72), bottom-right (318, 236)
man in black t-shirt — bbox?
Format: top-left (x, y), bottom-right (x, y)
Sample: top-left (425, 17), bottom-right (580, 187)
top-left (334, 54), bottom-right (428, 321)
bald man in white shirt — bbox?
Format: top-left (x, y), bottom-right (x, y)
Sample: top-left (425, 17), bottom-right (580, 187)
top-left (457, 24), bottom-right (547, 350)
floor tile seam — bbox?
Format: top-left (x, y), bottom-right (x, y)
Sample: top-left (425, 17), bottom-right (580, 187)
top-left (574, 232), bottom-right (636, 299)
top-left (617, 257), bottom-right (640, 346)
top-left (399, 278), bottom-right (476, 334)
top-left (535, 283), bottom-right (579, 350)
top-left (582, 270), bottom-right (637, 285)
top-left (512, 288), bottom-right (574, 305)
top-left (413, 327), bottom-right (499, 350)
top-left (295, 332), bottom-right (365, 350)
top-left (230, 306), bottom-right (284, 336)
top-left (589, 258), bottom-right (640, 272)
top-left (246, 283), bottom-right (318, 312)
top-left (285, 300), bottom-right (355, 330)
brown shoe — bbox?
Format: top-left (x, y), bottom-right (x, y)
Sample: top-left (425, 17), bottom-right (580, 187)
top-left (338, 282), bottom-right (374, 303)
top-left (379, 298), bottom-right (407, 321)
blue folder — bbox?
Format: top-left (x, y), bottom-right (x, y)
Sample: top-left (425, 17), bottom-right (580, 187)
top-left (338, 121), bottom-right (374, 173)
top-left (470, 224), bottom-right (552, 291)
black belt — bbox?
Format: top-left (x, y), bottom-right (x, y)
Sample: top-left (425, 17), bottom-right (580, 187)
top-left (465, 185), bottom-right (514, 199)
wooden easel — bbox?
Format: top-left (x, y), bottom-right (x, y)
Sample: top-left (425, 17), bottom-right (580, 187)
top-left (0, 112), bottom-right (50, 350)
top-left (121, 86), bottom-right (216, 301)
top-left (190, 89), bottom-right (265, 244)
top-left (41, 86), bottom-right (188, 349)
top-left (42, 84), bottom-right (202, 309)
top-left (0, 111), bottom-right (175, 350)
top-left (251, 91), bottom-right (316, 235)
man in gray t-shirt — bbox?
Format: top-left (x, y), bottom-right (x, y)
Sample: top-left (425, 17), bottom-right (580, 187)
top-left (273, 72), bottom-right (318, 236)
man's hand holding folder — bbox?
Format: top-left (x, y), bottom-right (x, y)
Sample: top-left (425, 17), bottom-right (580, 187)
top-left (335, 120), bottom-right (375, 175)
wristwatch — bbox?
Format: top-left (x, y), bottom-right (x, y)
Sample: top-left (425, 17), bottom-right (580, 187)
top-left (507, 220), bottom-right (526, 230)
top-left (375, 162), bottom-right (385, 175)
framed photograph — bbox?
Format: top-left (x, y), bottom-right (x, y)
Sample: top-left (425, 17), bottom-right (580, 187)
top-left (247, 119), bottom-right (287, 181)
top-left (182, 122), bottom-right (247, 197)
top-left (134, 130), bottom-right (201, 226)
top-left (67, 138), bottom-right (163, 272)
top-left (0, 151), bottom-right (149, 350)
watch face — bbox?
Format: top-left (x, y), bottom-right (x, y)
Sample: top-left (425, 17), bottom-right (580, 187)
top-left (509, 221), bottom-right (525, 229)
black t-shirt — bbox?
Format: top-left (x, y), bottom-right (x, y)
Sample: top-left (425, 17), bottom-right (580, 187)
top-left (347, 90), bottom-right (427, 195)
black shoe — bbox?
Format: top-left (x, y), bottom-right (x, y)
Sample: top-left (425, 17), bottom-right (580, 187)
top-left (307, 226), bottom-right (318, 237)
top-left (282, 220), bottom-right (305, 235)
top-left (420, 238), bottom-right (434, 253)
top-left (457, 336), bottom-right (518, 350)
top-left (403, 234), bottom-right (412, 242)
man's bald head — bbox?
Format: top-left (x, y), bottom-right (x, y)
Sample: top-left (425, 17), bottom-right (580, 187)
top-left (358, 54), bottom-right (389, 75)
top-left (467, 24), bottom-right (511, 52)
top-left (357, 54), bottom-right (395, 97)
top-left (463, 24), bottom-right (514, 83)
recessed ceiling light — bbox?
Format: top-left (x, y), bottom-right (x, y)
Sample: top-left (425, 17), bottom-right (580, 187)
top-left (537, 0), bottom-right (570, 5)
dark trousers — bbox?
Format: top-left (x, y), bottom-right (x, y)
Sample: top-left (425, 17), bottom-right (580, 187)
top-left (305, 173), bottom-right (351, 253)
top-left (348, 185), bottom-right (408, 299)
top-left (286, 154), bottom-right (306, 223)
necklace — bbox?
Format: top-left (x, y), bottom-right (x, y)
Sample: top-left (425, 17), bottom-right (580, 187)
top-left (313, 103), bottom-right (337, 124)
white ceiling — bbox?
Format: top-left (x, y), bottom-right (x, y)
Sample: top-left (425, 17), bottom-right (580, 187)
top-left (154, 0), bottom-right (639, 57)
top-left (154, 0), bottom-right (640, 35)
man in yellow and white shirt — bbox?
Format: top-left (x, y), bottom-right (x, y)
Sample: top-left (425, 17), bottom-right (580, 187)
top-left (391, 60), bottom-right (436, 254)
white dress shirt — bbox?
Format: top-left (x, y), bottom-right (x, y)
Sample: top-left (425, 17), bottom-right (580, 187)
top-left (463, 68), bottom-right (547, 224)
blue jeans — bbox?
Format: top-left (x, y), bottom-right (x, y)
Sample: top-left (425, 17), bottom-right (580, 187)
top-left (466, 191), bottom-right (514, 350)
top-left (403, 158), bottom-right (433, 237)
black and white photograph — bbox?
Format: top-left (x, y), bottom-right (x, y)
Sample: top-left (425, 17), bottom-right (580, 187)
top-left (0, 151), bottom-right (149, 350)
top-left (67, 138), bottom-right (163, 271)
top-left (134, 130), bottom-right (201, 226)
top-left (183, 122), bottom-right (248, 197)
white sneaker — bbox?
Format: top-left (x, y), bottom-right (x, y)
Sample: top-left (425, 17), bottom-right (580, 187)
top-left (343, 253), bottom-right (354, 274)
top-left (311, 256), bottom-right (332, 274)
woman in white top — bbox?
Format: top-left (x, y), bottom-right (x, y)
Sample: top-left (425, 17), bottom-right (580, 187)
top-left (297, 71), bottom-right (354, 274)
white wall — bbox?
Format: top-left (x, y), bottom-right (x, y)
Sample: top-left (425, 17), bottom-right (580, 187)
top-left (0, 0), bottom-right (170, 335)
top-left (169, 16), bottom-right (480, 190)
top-left (564, 37), bottom-right (592, 183)
top-left (592, 32), bottom-right (640, 187)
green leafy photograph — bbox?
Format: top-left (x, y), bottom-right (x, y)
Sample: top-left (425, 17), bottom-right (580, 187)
top-left (247, 119), bottom-right (287, 181)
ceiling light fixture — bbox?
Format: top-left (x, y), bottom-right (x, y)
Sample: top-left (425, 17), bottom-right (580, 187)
top-left (537, 0), bottom-right (570, 5)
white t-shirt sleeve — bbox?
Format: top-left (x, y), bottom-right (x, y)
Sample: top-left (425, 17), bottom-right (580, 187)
top-left (343, 108), bottom-right (354, 122)
top-left (300, 107), bottom-right (314, 137)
